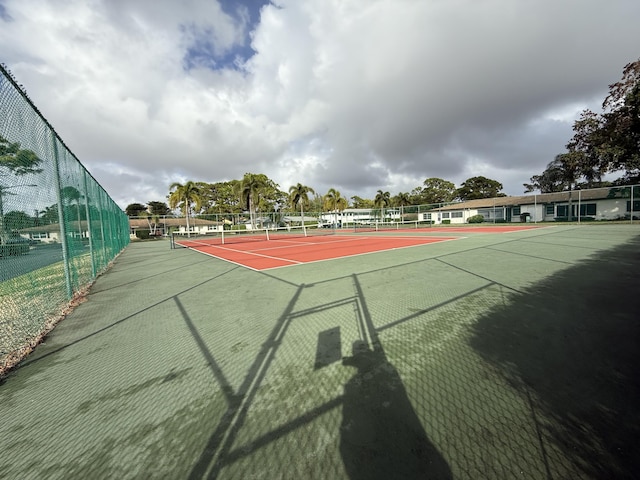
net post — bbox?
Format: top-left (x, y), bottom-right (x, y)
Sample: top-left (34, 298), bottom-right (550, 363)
top-left (221, 229), bottom-right (225, 245)
top-left (265, 228), bottom-right (270, 241)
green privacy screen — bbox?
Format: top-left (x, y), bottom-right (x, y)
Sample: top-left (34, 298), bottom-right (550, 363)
top-left (0, 64), bottom-right (129, 374)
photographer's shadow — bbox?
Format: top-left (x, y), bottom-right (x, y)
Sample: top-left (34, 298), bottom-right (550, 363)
top-left (340, 341), bottom-right (451, 480)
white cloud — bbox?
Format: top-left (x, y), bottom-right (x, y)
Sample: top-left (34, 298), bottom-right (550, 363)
top-left (2, 0), bottom-right (640, 208)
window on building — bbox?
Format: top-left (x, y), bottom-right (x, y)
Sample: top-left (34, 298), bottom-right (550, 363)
top-left (627, 200), bottom-right (640, 212)
top-left (451, 212), bottom-right (463, 218)
top-left (579, 203), bottom-right (597, 216)
top-left (478, 208), bottom-right (504, 219)
top-left (512, 206), bottom-right (521, 215)
top-left (545, 205), bottom-right (554, 215)
top-left (442, 212), bottom-right (450, 219)
top-left (423, 213), bottom-right (431, 221)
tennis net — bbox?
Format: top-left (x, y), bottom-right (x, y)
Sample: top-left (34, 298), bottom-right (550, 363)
top-left (352, 220), bottom-right (433, 233)
top-left (171, 224), bottom-right (335, 248)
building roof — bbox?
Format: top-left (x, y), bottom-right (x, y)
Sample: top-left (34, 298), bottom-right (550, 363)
top-left (128, 217), bottom-right (220, 228)
top-left (433, 187), bottom-right (633, 211)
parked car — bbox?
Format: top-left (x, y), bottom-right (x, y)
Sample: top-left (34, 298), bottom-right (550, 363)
top-left (0, 235), bottom-right (31, 257)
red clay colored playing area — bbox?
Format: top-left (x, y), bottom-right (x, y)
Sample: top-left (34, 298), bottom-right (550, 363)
top-left (178, 234), bottom-right (457, 270)
top-left (175, 225), bottom-right (540, 270)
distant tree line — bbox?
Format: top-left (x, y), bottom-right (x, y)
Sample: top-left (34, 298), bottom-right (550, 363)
top-left (124, 174), bottom-right (507, 224)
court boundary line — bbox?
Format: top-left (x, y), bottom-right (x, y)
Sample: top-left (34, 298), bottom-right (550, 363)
top-left (260, 236), bottom-right (464, 271)
top-left (192, 243), bottom-right (304, 270)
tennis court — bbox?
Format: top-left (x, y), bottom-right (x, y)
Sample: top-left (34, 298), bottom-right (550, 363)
top-left (2, 223), bottom-right (639, 479)
top-left (172, 224), bottom-right (539, 270)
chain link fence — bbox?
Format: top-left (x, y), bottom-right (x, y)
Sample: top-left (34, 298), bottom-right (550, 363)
top-left (0, 64), bottom-right (129, 375)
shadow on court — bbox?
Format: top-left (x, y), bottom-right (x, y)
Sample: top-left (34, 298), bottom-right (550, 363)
top-left (340, 340), bottom-right (451, 480)
top-left (470, 235), bottom-right (640, 479)
top-left (188, 276), bottom-right (452, 479)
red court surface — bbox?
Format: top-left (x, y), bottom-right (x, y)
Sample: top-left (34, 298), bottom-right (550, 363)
top-left (177, 234), bottom-right (459, 270)
top-left (176, 225), bottom-right (541, 270)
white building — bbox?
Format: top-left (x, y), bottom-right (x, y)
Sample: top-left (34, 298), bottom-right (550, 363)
top-left (422, 186), bottom-right (639, 224)
top-left (319, 208), bottom-right (401, 226)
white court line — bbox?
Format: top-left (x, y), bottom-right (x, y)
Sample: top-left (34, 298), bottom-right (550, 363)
top-left (262, 236), bottom-right (464, 270)
top-left (193, 242), bottom-right (304, 266)
top-left (183, 234), bottom-right (464, 270)
top-left (249, 235), bottom-right (374, 252)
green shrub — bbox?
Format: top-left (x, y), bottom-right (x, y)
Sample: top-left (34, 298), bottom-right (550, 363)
top-left (468, 215), bottom-right (484, 224)
top-left (135, 229), bottom-right (150, 240)
top-left (442, 219), bottom-right (451, 225)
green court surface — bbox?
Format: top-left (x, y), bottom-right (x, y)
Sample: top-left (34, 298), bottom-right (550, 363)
top-left (1, 224), bottom-right (639, 479)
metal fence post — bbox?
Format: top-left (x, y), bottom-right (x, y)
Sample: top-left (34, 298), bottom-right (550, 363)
top-left (82, 169), bottom-right (97, 278)
top-left (51, 132), bottom-right (73, 299)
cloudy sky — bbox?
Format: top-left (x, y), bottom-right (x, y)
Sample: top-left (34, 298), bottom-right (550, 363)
top-left (2, 0), bottom-right (639, 209)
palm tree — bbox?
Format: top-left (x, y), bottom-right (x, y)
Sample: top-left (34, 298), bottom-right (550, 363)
top-left (393, 192), bottom-right (411, 220)
top-left (323, 188), bottom-right (348, 227)
top-left (238, 173), bottom-right (268, 230)
top-left (289, 183), bottom-right (315, 233)
top-left (61, 186), bottom-right (84, 238)
top-left (168, 181), bottom-right (202, 237)
top-left (374, 190), bottom-right (390, 223)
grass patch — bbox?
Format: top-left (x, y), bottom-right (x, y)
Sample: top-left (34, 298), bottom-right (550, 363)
top-left (0, 256), bottom-right (94, 376)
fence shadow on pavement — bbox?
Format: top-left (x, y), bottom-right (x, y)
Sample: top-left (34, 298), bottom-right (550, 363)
top-left (187, 275), bottom-right (452, 479)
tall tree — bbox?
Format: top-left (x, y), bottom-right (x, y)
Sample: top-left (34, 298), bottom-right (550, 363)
top-left (456, 176), bottom-right (505, 200)
top-left (61, 186), bottom-right (84, 238)
top-left (374, 190), bottom-right (391, 222)
top-left (309, 193), bottom-right (326, 212)
top-left (198, 180), bottom-right (243, 215)
top-left (0, 135), bottom-right (42, 243)
top-left (543, 59), bottom-right (640, 187)
top-left (323, 188), bottom-right (348, 226)
top-left (3, 210), bottom-right (33, 230)
top-left (125, 203), bottom-right (147, 216)
top-left (0, 135), bottom-right (43, 177)
top-left (238, 173), bottom-right (268, 229)
top-left (601, 61), bottom-right (640, 181)
top-left (392, 192), bottom-right (411, 218)
top-left (168, 181), bottom-right (202, 237)
top-left (525, 152), bottom-right (586, 219)
top-left (40, 204), bottom-right (59, 225)
top-left (525, 151), bottom-right (586, 193)
top-left (144, 201), bottom-right (170, 235)
top-left (409, 186), bottom-right (425, 205)
top-left (147, 201), bottom-right (170, 216)
top-left (421, 178), bottom-right (457, 204)
top-left (350, 196), bottom-right (373, 208)
top-left (289, 183), bottom-right (315, 232)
